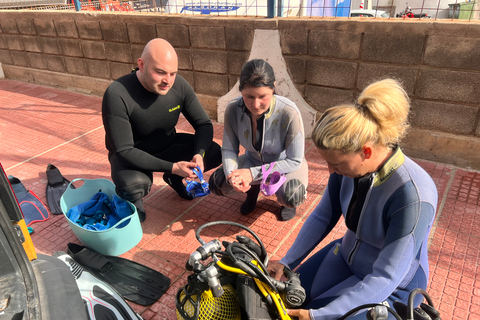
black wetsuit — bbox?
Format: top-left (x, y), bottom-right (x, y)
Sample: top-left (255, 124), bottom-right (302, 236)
top-left (102, 72), bottom-right (221, 202)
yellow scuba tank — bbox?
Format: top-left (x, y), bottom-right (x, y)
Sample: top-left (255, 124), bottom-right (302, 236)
top-left (176, 283), bottom-right (241, 320)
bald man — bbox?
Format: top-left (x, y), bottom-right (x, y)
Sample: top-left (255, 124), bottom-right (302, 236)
top-left (102, 38), bottom-right (221, 222)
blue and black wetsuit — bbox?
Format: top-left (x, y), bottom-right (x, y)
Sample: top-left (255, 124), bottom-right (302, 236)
top-left (280, 148), bottom-right (438, 320)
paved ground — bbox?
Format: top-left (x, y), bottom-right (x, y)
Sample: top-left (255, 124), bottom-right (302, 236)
top-left (1, 79), bottom-right (479, 320)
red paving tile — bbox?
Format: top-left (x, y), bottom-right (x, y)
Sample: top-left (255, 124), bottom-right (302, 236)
top-left (1, 79), bottom-right (479, 320)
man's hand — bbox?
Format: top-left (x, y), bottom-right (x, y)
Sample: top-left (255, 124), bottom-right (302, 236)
top-left (227, 168), bottom-right (253, 193)
top-left (287, 309), bottom-right (311, 320)
top-left (191, 154), bottom-right (204, 173)
top-left (172, 161), bottom-right (198, 179)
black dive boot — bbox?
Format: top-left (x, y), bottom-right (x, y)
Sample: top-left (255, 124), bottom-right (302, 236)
top-left (163, 173), bottom-right (193, 200)
top-left (240, 184), bottom-right (261, 215)
top-left (279, 206), bottom-right (296, 221)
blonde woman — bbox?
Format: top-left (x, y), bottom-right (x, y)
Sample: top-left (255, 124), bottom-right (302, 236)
top-left (269, 79), bottom-right (438, 320)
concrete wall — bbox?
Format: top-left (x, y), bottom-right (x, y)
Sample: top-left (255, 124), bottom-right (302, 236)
top-left (0, 11), bottom-right (479, 169)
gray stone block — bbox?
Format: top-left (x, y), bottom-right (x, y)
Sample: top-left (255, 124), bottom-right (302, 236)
top-left (86, 59), bottom-right (110, 79)
top-left (192, 50), bottom-right (227, 73)
top-left (227, 51), bottom-right (249, 76)
top-left (105, 42), bottom-right (132, 63)
top-left (179, 70), bottom-right (194, 87)
top-left (55, 20), bottom-right (79, 38)
top-left (228, 75), bottom-right (239, 91)
top-left (357, 63), bottom-right (417, 95)
top-left (226, 27), bottom-right (254, 51)
top-left (130, 44), bottom-right (143, 68)
top-left (16, 18), bottom-right (36, 35)
top-left (156, 24), bottom-right (190, 48)
top-left (34, 19), bottom-right (57, 37)
top-left (0, 19), bottom-right (19, 34)
top-left (73, 76), bottom-right (111, 96)
top-left (416, 69), bottom-right (480, 105)
top-left (280, 28), bottom-right (308, 55)
top-left (26, 52), bottom-right (46, 70)
top-left (308, 30), bottom-right (361, 60)
top-left (284, 56), bottom-right (305, 84)
top-left (82, 40), bottom-right (106, 60)
top-left (101, 21), bottom-right (128, 43)
top-left (39, 37), bottom-right (61, 54)
top-left (306, 59), bottom-right (357, 89)
top-left (190, 26), bottom-right (225, 49)
top-left (404, 128), bottom-right (480, 169)
top-left (22, 36), bottom-right (42, 53)
top-left (194, 72), bottom-right (228, 96)
top-left (59, 38), bottom-right (83, 57)
top-left (11, 51), bottom-right (28, 67)
top-left (4, 35), bottom-right (24, 51)
top-left (362, 32), bottom-right (425, 65)
top-left (127, 23), bottom-right (157, 44)
top-left (3, 65), bottom-right (34, 82)
top-left (410, 100), bottom-right (479, 135)
top-left (77, 21), bottom-right (103, 40)
top-left (176, 48), bottom-right (192, 70)
top-left (31, 69), bottom-right (78, 89)
top-left (425, 35), bottom-right (480, 71)
top-left (305, 85), bottom-right (354, 113)
top-left (197, 94), bottom-right (218, 120)
top-left (109, 61), bottom-right (134, 80)
top-left (44, 55), bottom-right (66, 73)
top-left (0, 49), bottom-right (13, 65)
top-left (0, 35), bottom-right (6, 49)
top-left (64, 56), bottom-right (88, 76)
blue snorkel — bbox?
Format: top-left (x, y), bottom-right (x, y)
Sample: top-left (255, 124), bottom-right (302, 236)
top-left (186, 166), bottom-right (210, 198)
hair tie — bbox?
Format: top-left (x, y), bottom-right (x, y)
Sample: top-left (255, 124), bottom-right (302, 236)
top-left (355, 102), bottom-right (366, 111)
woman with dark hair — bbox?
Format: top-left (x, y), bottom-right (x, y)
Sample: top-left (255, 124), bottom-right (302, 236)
top-left (268, 79), bottom-right (438, 319)
top-left (209, 59), bottom-right (308, 221)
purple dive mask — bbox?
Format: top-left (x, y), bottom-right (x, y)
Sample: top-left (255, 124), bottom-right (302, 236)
top-left (260, 162), bottom-right (287, 196)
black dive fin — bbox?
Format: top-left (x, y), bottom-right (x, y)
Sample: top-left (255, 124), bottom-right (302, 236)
top-left (67, 243), bottom-right (171, 306)
top-left (54, 251), bottom-right (143, 320)
top-left (9, 175), bottom-right (50, 226)
top-left (46, 164), bottom-right (75, 215)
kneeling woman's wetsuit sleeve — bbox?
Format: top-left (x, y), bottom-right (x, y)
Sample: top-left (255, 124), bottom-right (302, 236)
top-left (308, 199), bottom-right (435, 320)
top-left (280, 173), bottom-right (343, 270)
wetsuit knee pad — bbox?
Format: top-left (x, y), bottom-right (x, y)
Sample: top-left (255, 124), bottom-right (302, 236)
top-left (284, 179), bottom-right (307, 207)
top-left (204, 142), bottom-right (222, 170)
top-left (208, 168), bottom-right (227, 196)
top-left (115, 175), bottom-right (152, 202)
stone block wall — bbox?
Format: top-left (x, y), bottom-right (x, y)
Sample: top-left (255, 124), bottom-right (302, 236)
top-left (0, 11), bottom-right (479, 169)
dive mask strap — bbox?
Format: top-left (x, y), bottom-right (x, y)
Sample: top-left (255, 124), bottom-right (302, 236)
top-left (260, 162), bottom-right (287, 196)
top-left (186, 166), bottom-right (210, 198)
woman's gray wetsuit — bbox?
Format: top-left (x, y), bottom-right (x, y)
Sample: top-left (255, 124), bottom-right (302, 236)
top-left (210, 95), bottom-right (308, 208)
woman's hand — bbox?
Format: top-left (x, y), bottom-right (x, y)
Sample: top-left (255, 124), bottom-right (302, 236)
top-left (266, 261), bottom-right (285, 281)
top-left (227, 169), bottom-right (253, 193)
top-left (287, 309), bottom-right (311, 320)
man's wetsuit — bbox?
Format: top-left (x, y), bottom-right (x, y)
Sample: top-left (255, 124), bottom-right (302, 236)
top-left (280, 148), bottom-right (438, 319)
top-left (102, 71), bottom-right (221, 202)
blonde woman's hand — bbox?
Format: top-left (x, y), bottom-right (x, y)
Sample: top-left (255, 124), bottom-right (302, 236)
top-left (267, 261), bottom-right (285, 281)
top-left (287, 309), bottom-right (311, 320)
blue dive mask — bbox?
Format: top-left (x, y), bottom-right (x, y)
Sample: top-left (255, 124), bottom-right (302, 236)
top-left (186, 166), bottom-right (210, 198)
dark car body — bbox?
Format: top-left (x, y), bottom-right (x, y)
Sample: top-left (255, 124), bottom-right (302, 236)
top-left (0, 163), bottom-right (86, 320)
